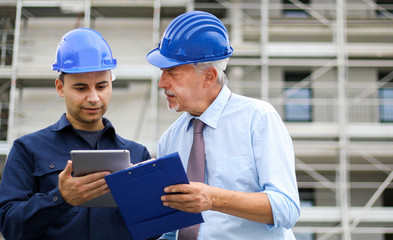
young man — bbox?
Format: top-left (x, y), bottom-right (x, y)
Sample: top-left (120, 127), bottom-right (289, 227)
top-left (146, 11), bottom-right (300, 239)
top-left (0, 28), bottom-right (151, 239)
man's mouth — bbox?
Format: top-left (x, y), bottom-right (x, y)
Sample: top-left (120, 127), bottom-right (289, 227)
top-left (165, 90), bottom-right (175, 98)
top-left (82, 107), bottom-right (102, 113)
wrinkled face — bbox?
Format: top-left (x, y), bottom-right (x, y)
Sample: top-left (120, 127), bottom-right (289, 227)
top-left (56, 70), bottom-right (112, 130)
top-left (158, 64), bottom-right (204, 114)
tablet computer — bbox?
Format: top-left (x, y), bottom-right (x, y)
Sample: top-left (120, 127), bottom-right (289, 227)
top-left (71, 149), bottom-right (131, 207)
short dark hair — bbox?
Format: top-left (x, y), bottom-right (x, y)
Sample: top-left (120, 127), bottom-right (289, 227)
top-left (58, 72), bottom-right (67, 82)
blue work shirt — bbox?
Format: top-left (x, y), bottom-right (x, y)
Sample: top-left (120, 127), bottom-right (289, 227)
top-left (158, 85), bottom-right (300, 239)
top-left (0, 114), bottom-right (151, 240)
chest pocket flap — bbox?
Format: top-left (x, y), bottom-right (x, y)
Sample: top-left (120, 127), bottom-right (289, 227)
top-left (33, 160), bottom-right (66, 177)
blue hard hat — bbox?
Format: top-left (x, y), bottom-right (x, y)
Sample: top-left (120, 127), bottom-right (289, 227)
top-left (52, 28), bottom-right (117, 73)
top-left (146, 11), bottom-right (233, 68)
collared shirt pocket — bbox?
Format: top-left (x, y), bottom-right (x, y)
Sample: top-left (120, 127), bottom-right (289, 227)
top-left (33, 160), bottom-right (65, 193)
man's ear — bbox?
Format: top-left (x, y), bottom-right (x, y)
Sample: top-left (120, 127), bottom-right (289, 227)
top-left (203, 67), bottom-right (218, 88)
top-left (55, 79), bottom-right (64, 97)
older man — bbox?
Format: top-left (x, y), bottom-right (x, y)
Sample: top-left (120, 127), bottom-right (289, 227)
top-left (146, 11), bottom-right (300, 240)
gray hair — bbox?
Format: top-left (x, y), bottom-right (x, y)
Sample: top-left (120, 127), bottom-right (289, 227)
top-left (192, 58), bottom-right (229, 86)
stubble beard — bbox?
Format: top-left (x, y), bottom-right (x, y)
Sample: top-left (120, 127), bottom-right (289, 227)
top-left (167, 101), bottom-right (179, 112)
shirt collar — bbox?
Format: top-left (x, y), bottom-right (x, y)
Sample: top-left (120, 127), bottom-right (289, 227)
top-left (51, 113), bottom-right (114, 132)
top-left (185, 85), bottom-right (232, 131)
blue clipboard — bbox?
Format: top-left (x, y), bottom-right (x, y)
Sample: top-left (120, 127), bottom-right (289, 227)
top-left (105, 152), bottom-right (204, 240)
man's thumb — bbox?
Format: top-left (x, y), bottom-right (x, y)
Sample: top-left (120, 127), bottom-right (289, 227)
top-left (63, 160), bottom-right (73, 177)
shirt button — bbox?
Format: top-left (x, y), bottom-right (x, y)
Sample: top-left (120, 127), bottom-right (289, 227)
top-left (53, 196), bottom-right (59, 202)
top-left (49, 164), bottom-right (55, 169)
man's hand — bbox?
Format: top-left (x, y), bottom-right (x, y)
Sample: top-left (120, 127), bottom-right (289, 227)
top-left (161, 182), bottom-right (215, 213)
top-left (161, 182), bottom-right (274, 224)
top-left (58, 160), bottom-right (111, 206)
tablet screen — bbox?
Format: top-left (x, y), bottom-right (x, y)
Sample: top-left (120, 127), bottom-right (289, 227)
top-left (71, 149), bottom-right (131, 176)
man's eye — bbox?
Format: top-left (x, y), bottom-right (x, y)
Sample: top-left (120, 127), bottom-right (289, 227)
top-left (97, 84), bottom-right (108, 89)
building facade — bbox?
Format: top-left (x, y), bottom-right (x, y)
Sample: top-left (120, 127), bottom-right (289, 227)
top-left (0, 0), bottom-right (392, 239)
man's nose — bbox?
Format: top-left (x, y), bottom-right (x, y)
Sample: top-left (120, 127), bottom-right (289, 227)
top-left (87, 89), bottom-right (100, 103)
top-left (158, 72), bottom-right (168, 89)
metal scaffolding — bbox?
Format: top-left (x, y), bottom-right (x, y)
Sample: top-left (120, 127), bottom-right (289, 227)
top-left (0, 1), bottom-right (392, 239)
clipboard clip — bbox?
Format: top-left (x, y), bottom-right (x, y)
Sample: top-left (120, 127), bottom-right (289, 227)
top-left (125, 159), bottom-right (163, 179)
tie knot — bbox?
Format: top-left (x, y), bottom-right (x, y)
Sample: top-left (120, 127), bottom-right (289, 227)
top-left (193, 119), bottom-right (206, 134)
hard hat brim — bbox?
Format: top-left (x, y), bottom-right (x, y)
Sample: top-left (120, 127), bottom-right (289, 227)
top-left (146, 48), bottom-right (187, 69)
top-left (58, 66), bottom-right (116, 74)
top-left (58, 68), bottom-right (116, 81)
top-left (146, 47), bottom-right (233, 69)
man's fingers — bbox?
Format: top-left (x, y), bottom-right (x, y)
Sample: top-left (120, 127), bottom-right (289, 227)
top-left (80, 171), bottom-right (111, 185)
top-left (59, 166), bottom-right (111, 206)
top-left (164, 183), bottom-right (196, 194)
top-left (83, 181), bottom-right (111, 200)
top-left (83, 177), bottom-right (109, 193)
top-left (161, 195), bottom-right (202, 213)
top-left (161, 184), bottom-right (202, 203)
top-left (161, 182), bottom-right (212, 213)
